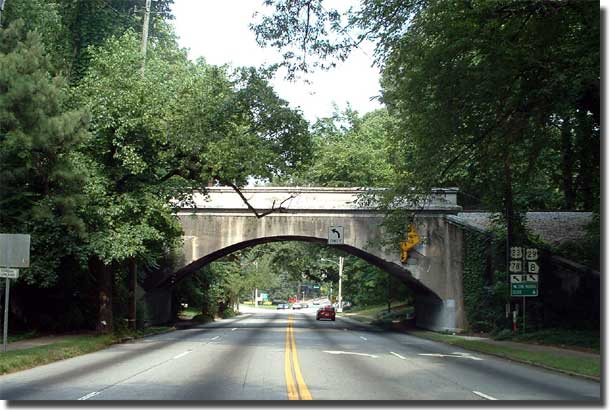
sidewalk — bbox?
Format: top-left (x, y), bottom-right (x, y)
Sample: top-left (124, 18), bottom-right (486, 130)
top-left (4, 334), bottom-right (93, 352)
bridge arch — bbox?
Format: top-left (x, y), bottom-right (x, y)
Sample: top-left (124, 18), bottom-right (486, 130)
top-left (146, 187), bottom-right (466, 332)
top-left (157, 235), bottom-right (440, 299)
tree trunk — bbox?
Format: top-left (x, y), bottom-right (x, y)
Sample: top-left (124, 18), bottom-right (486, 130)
top-left (128, 257), bottom-right (137, 330)
top-left (89, 255), bottom-right (113, 334)
top-left (503, 148), bottom-right (515, 245)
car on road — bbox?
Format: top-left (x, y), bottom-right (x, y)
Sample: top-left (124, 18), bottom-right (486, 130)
top-left (292, 303), bottom-right (303, 310)
top-left (316, 305), bottom-right (336, 321)
top-left (276, 303), bottom-right (289, 310)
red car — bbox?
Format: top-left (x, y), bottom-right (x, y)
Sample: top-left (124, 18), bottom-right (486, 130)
top-left (316, 305), bottom-right (336, 321)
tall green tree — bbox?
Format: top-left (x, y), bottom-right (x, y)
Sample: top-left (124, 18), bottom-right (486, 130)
top-left (281, 107), bottom-right (396, 187)
top-left (253, 0), bottom-right (600, 246)
top-left (0, 20), bottom-right (89, 287)
top-left (75, 28), bottom-right (311, 332)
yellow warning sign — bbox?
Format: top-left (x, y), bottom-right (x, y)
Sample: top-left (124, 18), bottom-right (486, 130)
top-left (400, 224), bottom-right (420, 263)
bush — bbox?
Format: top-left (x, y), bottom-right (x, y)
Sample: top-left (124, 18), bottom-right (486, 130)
top-left (222, 308), bottom-right (237, 319)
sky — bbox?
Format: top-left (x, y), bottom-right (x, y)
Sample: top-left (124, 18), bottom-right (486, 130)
top-left (170, 0), bottom-right (383, 123)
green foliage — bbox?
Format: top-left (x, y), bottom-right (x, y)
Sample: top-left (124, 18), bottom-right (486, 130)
top-left (281, 107), bottom-right (396, 187)
top-left (462, 230), bottom-right (509, 332)
top-left (0, 20), bottom-right (89, 287)
top-left (254, 0), bottom-right (600, 245)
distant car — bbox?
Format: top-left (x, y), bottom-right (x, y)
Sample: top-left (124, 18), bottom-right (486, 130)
top-left (276, 303), bottom-right (289, 310)
top-left (292, 303), bottom-right (302, 310)
top-left (312, 301), bottom-right (319, 305)
top-left (301, 303), bottom-right (309, 308)
top-left (316, 305), bottom-right (336, 321)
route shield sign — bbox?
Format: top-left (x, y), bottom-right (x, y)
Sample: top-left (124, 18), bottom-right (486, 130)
top-left (511, 274), bottom-right (538, 297)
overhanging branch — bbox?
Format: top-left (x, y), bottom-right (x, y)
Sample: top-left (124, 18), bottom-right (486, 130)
top-left (216, 177), bottom-right (296, 218)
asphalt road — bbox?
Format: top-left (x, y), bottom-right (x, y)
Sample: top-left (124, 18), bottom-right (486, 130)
top-left (0, 308), bottom-right (601, 401)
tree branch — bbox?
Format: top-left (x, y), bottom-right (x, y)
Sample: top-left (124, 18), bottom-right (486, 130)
top-left (216, 177), bottom-right (296, 218)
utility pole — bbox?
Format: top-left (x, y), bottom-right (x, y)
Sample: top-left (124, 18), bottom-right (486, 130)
top-left (140, 0), bottom-right (152, 75)
top-left (337, 256), bottom-right (344, 312)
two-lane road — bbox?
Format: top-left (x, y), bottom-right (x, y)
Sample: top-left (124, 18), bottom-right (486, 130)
top-left (0, 309), bottom-right (600, 401)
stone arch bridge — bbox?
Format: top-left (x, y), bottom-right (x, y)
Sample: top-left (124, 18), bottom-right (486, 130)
top-left (147, 187), bottom-right (467, 331)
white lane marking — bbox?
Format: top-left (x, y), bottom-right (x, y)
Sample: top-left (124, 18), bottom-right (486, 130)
top-left (231, 328), bottom-right (238, 331)
top-left (452, 352), bottom-right (483, 360)
top-left (418, 352), bottom-right (483, 361)
top-left (473, 391), bottom-right (498, 400)
top-left (210, 336), bottom-right (221, 340)
top-left (323, 350), bottom-right (378, 358)
top-left (390, 351), bottom-right (406, 360)
top-left (173, 350), bottom-right (192, 360)
top-left (78, 391), bottom-right (100, 401)
top-left (360, 336), bottom-right (368, 341)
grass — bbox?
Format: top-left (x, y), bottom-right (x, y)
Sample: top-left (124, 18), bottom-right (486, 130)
top-left (341, 301), bottom-right (412, 324)
top-left (178, 308), bottom-right (201, 320)
top-left (0, 334), bottom-right (116, 375)
top-left (0, 326), bottom-right (174, 376)
top-left (410, 330), bottom-right (600, 380)
top-left (503, 328), bottom-right (600, 353)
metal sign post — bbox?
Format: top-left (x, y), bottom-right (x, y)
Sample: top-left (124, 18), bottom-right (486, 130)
top-left (0, 234), bottom-right (30, 353)
top-left (3, 275), bottom-right (10, 352)
top-left (509, 246), bottom-right (539, 334)
top-left (1, 268), bottom-right (19, 352)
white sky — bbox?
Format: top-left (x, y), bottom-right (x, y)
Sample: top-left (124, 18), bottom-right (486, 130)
top-left (170, 0), bottom-right (383, 123)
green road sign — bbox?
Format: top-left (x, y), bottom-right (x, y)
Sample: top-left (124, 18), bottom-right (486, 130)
top-left (511, 283), bottom-right (538, 296)
top-left (510, 274), bottom-right (538, 297)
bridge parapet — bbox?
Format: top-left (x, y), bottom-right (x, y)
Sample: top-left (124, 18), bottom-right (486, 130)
top-left (177, 186), bottom-right (461, 213)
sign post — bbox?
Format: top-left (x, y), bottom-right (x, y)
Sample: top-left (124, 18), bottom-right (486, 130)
top-left (0, 234), bottom-right (30, 353)
top-left (509, 246), bottom-right (539, 333)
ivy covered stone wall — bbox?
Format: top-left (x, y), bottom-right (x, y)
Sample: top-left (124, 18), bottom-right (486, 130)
top-left (462, 229), bottom-right (508, 332)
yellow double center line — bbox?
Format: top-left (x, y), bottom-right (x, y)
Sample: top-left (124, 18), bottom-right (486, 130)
top-left (284, 315), bottom-right (312, 400)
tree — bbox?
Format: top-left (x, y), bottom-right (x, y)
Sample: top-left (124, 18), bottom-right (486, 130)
top-left (279, 107), bottom-right (396, 187)
top-left (252, 0), bottom-right (600, 247)
top-left (0, 20), bottom-right (89, 288)
top-left (74, 28), bottom-right (312, 332)
top-left (3, 0), bottom-right (176, 80)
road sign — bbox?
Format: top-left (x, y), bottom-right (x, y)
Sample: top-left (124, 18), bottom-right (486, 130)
top-left (509, 260), bottom-right (522, 273)
top-left (525, 248), bottom-right (539, 260)
top-left (527, 261), bottom-right (540, 273)
top-left (328, 226), bottom-right (344, 245)
top-left (0, 234), bottom-right (31, 267)
top-left (0, 268), bottom-right (18, 279)
top-left (510, 246), bottom-right (523, 259)
top-left (511, 274), bottom-right (538, 297)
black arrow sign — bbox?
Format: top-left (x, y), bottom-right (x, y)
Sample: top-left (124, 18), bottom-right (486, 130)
top-left (331, 228), bottom-right (341, 238)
